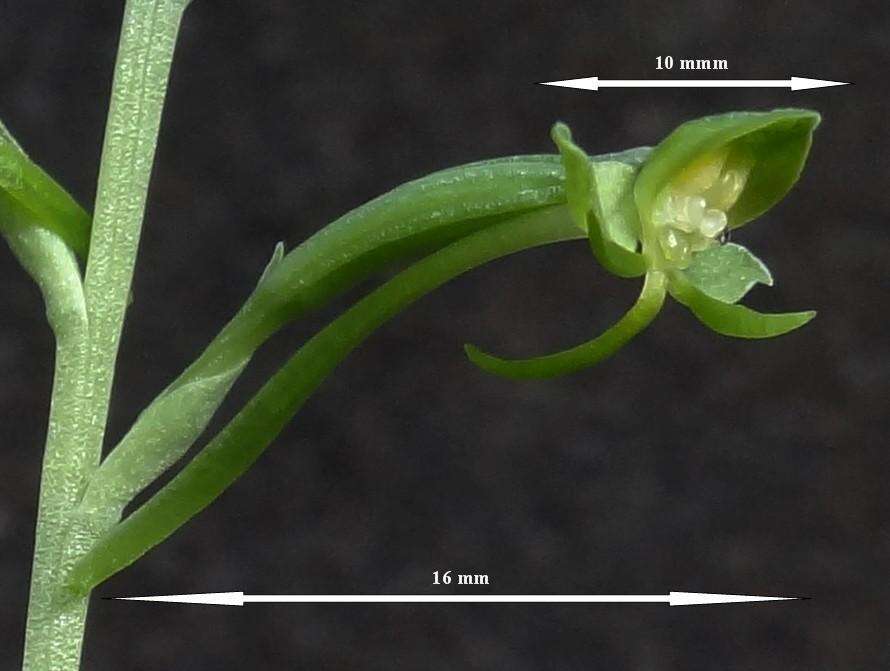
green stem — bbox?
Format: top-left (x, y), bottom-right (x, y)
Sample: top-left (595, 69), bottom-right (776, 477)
top-left (81, 0), bottom-right (190, 472)
top-left (66, 204), bottom-right (584, 594)
top-left (7, 209), bottom-right (90, 671)
top-left (21, 1), bottom-right (189, 669)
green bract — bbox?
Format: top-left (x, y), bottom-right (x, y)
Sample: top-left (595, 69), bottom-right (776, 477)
top-left (465, 109), bottom-right (819, 378)
top-left (0, 119), bottom-right (91, 262)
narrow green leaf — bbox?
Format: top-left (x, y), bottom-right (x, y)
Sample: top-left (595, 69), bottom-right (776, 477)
top-left (464, 271), bottom-right (667, 379)
top-left (0, 191), bottom-right (86, 332)
top-left (682, 242), bottom-right (773, 303)
top-left (65, 205), bottom-right (586, 594)
top-left (256, 157), bottom-right (571, 328)
top-left (79, 153), bottom-right (587, 526)
top-left (0, 118), bottom-right (92, 261)
top-left (669, 272), bottom-right (815, 338)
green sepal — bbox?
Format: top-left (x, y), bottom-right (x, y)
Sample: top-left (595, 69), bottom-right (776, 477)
top-left (588, 160), bottom-right (647, 277)
top-left (669, 271), bottom-right (815, 338)
top-left (551, 122), bottom-right (647, 278)
top-left (465, 270), bottom-right (667, 379)
top-left (681, 242), bottom-right (772, 304)
top-left (550, 122), bottom-right (593, 231)
top-left (596, 146), bottom-right (652, 169)
top-left (0, 118), bottom-right (92, 261)
top-left (586, 211), bottom-right (647, 278)
top-left (635, 109), bottom-right (820, 231)
top-left (591, 161), bottom-right (640, 252)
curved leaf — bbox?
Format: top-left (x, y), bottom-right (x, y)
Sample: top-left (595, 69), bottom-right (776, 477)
top-left (0, 118), bottom-right (91, 261)
top-left (65, 205), bottom-right (586, 594)
top-left (74, 152), bottom-right (596, 524)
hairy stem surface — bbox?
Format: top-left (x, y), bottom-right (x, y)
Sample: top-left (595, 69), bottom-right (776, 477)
top-left (81, 0), bottom-right (189, 484)
top-left (10, 220), bottom-right (89, 671)
top-left (22, 1), bottom-right (189, 669)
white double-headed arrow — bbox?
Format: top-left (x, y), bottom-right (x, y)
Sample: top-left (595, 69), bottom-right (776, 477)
top-left (539, 76), bottom-right (849, 91)
top-left (107, 591), bottom-right (805, 607)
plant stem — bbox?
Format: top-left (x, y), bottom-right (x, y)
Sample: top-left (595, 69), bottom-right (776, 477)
top-left (9, 221), bottom-right (90, 671)
top-left (81, 0), bottom-right (190, 476)
top-left (21, 1), bottom-right (189, 669)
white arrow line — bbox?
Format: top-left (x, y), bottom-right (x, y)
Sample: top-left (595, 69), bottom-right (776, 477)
top-left (106, 591), bottom-right (805, 607)
top-left (539, 77), bottom-right (850, 91)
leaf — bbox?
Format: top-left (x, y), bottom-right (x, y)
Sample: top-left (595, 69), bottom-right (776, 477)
top-left (682, 242), bottom-right (773, 303)
top-left (635, 109), bottom-right (820, 232)
top-left (0, 190), bottom-right (87, 334)
top-left (551, 122), bottom-right (647, 277)
top-left (669, 272), bottom-right (815, 338)
top-left (0, 118), bottom-right (92, 261)
top-left (65, 204), bottom-right (587, 595)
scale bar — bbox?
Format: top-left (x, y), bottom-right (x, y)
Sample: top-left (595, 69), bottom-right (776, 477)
top-left (247, 594), bottom-right (669, 604)
top-left (539, 76), bottom-right (850, 91)
top-left (106, 591), bottom-right (804, 607)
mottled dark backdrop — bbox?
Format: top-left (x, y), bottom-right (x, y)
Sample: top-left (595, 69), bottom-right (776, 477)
top-left (2, 1), bottom-right (888, 669)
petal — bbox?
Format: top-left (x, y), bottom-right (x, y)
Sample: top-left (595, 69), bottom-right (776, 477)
top-left (681, 242), bottom-right (773, 303)
top-left (670, 271), bottom-right (815, 338)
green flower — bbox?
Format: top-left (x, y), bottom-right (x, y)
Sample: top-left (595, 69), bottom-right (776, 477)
top-left (467, 109), bottom-right (820, 379)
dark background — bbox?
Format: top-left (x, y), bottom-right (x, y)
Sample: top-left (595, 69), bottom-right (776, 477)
top-left (2, 1), bottom-right (888, 669)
